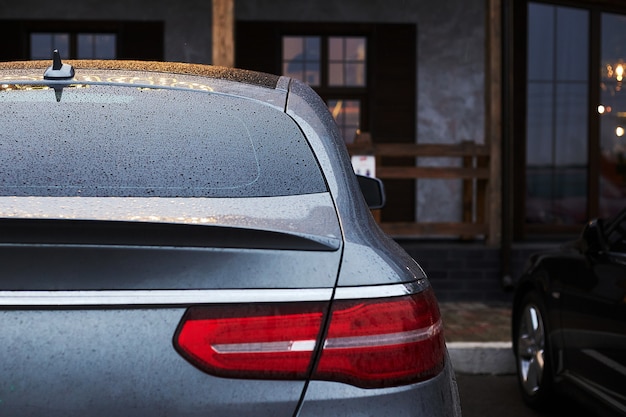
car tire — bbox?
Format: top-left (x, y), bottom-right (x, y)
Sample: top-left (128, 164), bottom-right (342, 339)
top-left (513, 291), bottom-right (554, 409)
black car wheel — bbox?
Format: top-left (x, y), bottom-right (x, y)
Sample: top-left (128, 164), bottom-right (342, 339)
top-left (514, 291), bottom-right (554, 408)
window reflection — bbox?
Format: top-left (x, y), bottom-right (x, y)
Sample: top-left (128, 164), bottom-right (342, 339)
top-left (30, 32), bottom-right (117, 60)
top-left (328, 99), bottom-right (360, 143)
top-left (526, 3), bottom-right (589, 225)
top-left (282, 35), bottom-right (367, 143)
top-left (328, 37), bottom-right (366, 87)
top-left (30, 33), bottom-right (70, 59)
top-left (599, 13), bottom-right (626, 219)
top-left (282, 36), bottom-right (320, 86)
top-left (77, 34), bottom-right (116, 59)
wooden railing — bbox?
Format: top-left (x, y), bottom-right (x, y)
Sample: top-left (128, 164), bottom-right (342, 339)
top-left (347, 140), bottom-right (490, 240)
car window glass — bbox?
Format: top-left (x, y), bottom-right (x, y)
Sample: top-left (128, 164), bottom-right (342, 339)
top-left (0, 84), bottom-right (326, 198)
top-left (607, 225), bottom-right (626, 253)
top-left (604, 212), bottom-right (626, 252)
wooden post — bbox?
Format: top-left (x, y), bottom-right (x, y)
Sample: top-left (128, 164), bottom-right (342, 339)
top-left (212, 0), bottom-right (234, 67)
top-left (486, 0), bottom-right (502, 247)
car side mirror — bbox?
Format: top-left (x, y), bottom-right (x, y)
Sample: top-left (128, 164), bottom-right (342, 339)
top-left (356, 175), bottom-right (385, 209)
top-left (580, 219), bottom-right (606, 255)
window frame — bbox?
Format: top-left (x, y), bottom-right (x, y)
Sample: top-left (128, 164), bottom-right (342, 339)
top-left (235, 21), bottom-right (417, 222)
top-left (0, 20), bottom-right (164, 62)
top-left (30, 31), bottom-right (118, 60)
top-left (509, 0), bottom-right (626, 239)
top-left (280, 33), bottom-right (370, 143)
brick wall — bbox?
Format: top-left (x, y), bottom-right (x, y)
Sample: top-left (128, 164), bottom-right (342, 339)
top-left (397, 241), bottom-right (559, 303)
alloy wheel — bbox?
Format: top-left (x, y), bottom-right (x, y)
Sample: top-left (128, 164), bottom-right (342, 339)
top-left (516, 302), bottom-right (546, 397)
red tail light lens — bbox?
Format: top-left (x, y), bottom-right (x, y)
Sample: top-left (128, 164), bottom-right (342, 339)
top-left (174, 302), bottom-right (326, 380)
top-left (174, 287), bottom-right (445, 388)
top-left (314, 288), bottom-right (445, 388)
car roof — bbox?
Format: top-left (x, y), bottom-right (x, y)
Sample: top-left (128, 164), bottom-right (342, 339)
top-left (0, 59), bottom-right (294, 111)
top-left (0, 59), bottom-right (282, 89)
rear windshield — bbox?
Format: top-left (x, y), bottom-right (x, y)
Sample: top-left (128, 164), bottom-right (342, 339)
top-left (0, 84), bottom-right (327, 197)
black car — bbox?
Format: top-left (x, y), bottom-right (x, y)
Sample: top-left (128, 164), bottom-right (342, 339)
top-left (512, 209), bottom-right (626, 416)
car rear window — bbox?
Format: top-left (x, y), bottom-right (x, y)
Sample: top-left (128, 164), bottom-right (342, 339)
top-left (0, 84), bottom-right (327, 197)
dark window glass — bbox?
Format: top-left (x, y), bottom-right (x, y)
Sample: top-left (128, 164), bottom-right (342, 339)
top-left (328, 99), bottom-right (361, 143)
top-left (526, 3), bottom-right (589, 225)
top-left (282, 35), bottom-right (367, 143)
top-left (30, 32), bottom-right (117, 60)
top-left (282, 36), bottom-right (320, 86)
top-left (600, 13), bottom-right (626, 218)
top-left (30, 33), bottom-right (70, 59)
top-left (77, 33), bottom-right (116, 59)
top-left (328, 37), bottom-right (366, 87)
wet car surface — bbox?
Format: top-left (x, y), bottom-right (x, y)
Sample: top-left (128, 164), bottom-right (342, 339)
top-left (0, 55), bottom-right (461, 416)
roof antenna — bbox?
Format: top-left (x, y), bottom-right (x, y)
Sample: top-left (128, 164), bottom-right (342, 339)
top-left (43, 50), bottom-right (75, 80)
top-left (43, 50), bottom-right (75, 102)
top-left (52, 49), bottom-right (63, 70)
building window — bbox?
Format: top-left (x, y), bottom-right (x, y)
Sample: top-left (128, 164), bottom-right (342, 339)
top-left (515, 1), bottom-right (626, 237)
top-left (282, 36), bottom-right (320, 86)
top-left (77, 33), bottom-right (116, 59)
top-left (328, 36), bottom-right (366, 87)
top-left (599, 12), bottom-right (626, 218)
top-left (30, 33), bottom-right (70, 59)
top-left (328, 99), bottom-right (361, 142)
top-left (525, 3), bottom-right (589, 226)
top-left (282, 35), bottom-right (367, 143)
top-left (30, 32), bottom-right (117, 60)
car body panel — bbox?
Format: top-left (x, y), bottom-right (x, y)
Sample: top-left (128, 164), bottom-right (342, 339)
top-left (285, 78), bottom-right (427, 287)
top-left (0, 59), bottom-right (459, 416)
top-left (513, 212), bottom-right (626, 416)
top-left (0, 194), bottom-right (342, 249)
top-left (1, 308), bottom-right (308, 417)
top-left (0, 241), bottom-right (342, 290)
top-left (298, 361), bottom-right (461, 417)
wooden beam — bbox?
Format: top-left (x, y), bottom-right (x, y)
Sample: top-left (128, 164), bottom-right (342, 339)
top-left (377, 166), bottom-right (490, 180)
top-left (381, 222), bottom-right (488, 237)
top-left (212, 0), bottom-right (234, 67)
top-left (486, 0), bottom-right (502, 247)
top-left (348, 142), bottom-right (490, 157)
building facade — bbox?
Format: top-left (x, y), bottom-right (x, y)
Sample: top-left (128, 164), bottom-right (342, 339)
top-left (3, 0), bottom-right (626, 300)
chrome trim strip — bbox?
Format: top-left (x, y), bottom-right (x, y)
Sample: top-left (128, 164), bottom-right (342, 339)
top-left (325, 319), bottom-right (443, 349)
top-left (0, 288), bottom-right (334, 306)
top-left (334, 281), bottom-right (426, 300)
top-left (0, 282), bottom-right (426, 307)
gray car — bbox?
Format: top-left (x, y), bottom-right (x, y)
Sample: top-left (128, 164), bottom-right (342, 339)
top-left (0, 53), bottom-right (461, 416)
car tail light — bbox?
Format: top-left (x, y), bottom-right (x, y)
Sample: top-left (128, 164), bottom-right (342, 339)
top-left (174, 287), bottom-right (445, 389)
top-left (314, 288), bottom-right (445, 388)
top-left (174, 302), bottom-right (326, 380)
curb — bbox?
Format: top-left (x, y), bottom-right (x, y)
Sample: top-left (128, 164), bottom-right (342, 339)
top-left (447, 342), bottom-right (516, 375)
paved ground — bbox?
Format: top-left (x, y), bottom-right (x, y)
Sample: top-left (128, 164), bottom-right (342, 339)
top-left (438, 304), bottom-right (602, 416)
top-left (440, 302), bottom-right (516, 375)
top-left (440, 302), bottom-right (512, 342)
top-left (457, 374), bottom-right (590, 417)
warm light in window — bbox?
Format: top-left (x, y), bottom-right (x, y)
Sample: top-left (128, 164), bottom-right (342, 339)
top-left (617, 64), bottom-right (624, 82)
top-left (616, 126), bottom-right (625, 137)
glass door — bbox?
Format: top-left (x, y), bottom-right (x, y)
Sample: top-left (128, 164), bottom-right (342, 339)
top-left (599, 13), bottom-right (626, 218)
top-left (525, 3), bottom-right (589, 226)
